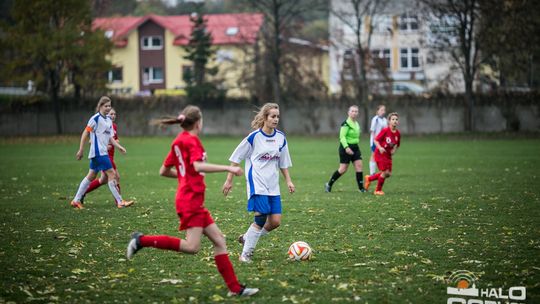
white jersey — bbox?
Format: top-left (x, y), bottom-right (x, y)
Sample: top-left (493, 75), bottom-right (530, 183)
top-left (370, 115), bottom-right (388, 146)
top-left (86, 113), bottom-right (113, 159)
top-left (229, 129), bottom-right (292, 199)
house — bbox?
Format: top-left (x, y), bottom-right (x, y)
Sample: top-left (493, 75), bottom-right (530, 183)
top-left (329, 0), bottom-right (466, 95)
top-left (92, 13), bottom-right (264, 97)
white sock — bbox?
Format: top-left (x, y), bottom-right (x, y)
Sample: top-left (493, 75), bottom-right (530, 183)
top-left (260, 228), bottom-right (269, 237)
top-left (108, 180), bottom-right (123, 204)
top-left (369, 161), bottom-right (377, 175)
top-left (241, 225), bottom-right (261, 256)
top-left (74, 177), bottom-right (92, 202)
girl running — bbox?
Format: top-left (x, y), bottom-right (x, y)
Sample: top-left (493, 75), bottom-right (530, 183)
top-left (81, 108), bottom-right (125, 204)
top-left (369, 105), bottom-right (387, 175)
top-left (126, 105), bottom-right (258, 297)
top-left (364, 112), bottom-right (401, 195)
top-left (324, 105), bottom-right (366, 193)
top-left (222, 103), bottom-right (295, 263)
top-left (70, 97), bottom-right (133, 209)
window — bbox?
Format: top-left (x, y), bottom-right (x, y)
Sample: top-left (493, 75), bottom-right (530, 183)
top-left (141, 36), bottom-right (163, 50)
top-left (226, 27), bottom-right (238, 36)
top-left (373, 15), bottom-right (392, 33)
top-left (342, 49), bottom-right (355, 81)
top-left (399, 12), bottom-right (419, 31)
top-left (371, 49), bottom-right (391, 69)
top-left (217, 50), bottom-right (234, 63)
top-left (143, 67), bottom-right (163, 84)
top-left (400, 48), bottom-right (420, 70)
top-left (107, 67), bottom-right (123, 83)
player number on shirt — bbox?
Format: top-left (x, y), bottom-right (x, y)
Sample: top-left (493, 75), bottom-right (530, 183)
top-left (174, 146), bottom-right (186, 177)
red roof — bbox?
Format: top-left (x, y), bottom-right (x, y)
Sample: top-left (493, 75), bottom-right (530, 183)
top-left (92, 13), bottom-right (264, 48)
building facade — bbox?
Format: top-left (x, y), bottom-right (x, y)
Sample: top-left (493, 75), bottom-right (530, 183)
top-left (93, 13), bottom-right (264, 97)
top-left (329, 0), bottom-right (464, 95)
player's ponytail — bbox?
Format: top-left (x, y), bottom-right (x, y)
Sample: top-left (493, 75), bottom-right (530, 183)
top-left (95, 96), bottom-right (112, 113)
top-left (251, 103), bottom-right (279, 129)
top-left (152, 105), bottom-right (202, 130)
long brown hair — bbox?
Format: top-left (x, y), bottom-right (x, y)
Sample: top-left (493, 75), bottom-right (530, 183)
top-left (153, 105), bottom-right (202, 130)
top-left (95, 96), bottom-right (111, 113)
top-left (251, 103), bottom-right (279, 129)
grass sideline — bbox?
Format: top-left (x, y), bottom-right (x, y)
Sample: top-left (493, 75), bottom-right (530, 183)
top-left (0, 135), bottom-right (539, 303)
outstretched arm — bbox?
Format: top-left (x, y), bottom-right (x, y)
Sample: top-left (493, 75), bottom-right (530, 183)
top-left (194, 161), bottom-right (242, 176)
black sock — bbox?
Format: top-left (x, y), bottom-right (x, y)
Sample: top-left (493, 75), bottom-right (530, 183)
top-left (356, 172), bottom-right (364, 190)
top-left (328, 170), bottom-right (342, 186)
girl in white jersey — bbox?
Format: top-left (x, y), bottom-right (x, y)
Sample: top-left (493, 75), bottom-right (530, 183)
top-left (222, 103), bottom-right (295, 263)
top-left (369, 105), bottom-right (387, 175)
top-left (70, 96), bottom-right (133, 209)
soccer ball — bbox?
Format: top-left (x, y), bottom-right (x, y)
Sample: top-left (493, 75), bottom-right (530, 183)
top-left (288, 241), bottom-right (312, 261)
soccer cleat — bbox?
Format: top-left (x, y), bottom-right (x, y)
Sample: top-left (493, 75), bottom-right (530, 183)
top-left (237, 234), bottom-right (245, 245)
top-left (359, 188), bottom-right (367, 193)
top-left (70, 201), bottom-right (84, 209)
top-left (374, 191), bottom-right (385, 196)
top-left (324, 183), bottom-right (332, 193)
top-left (364, 177), bottom-right (371, 191)
top-left (117, 200), bottom-right (134, 208)
top-left (126, 232), bottom-right (143, 259)
top-left (227, 285), bottom-right (259, 297)
top-left (239, 253), bottom-right (252, 263)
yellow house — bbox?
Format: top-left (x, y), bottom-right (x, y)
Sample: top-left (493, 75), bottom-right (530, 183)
top-left (93, 13), bottom-right (264, 97)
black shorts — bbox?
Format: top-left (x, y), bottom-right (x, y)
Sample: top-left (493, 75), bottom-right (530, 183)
top-left (339, 144), bottom-right (362, 164)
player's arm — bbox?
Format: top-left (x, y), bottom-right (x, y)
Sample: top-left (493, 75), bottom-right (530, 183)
top-left (194, 161), bottom-right (243, 176)
top-left (222, 162), bottom-right (240, 196)
top-left (159, 164), bottom-right (177, 178)
top-left (339, 124), bottom-right (353, 155)
top-left (76, 129), bottom-right (90, 160)
top-left (374, 138), bottom-right (386, 154)
top-left (109, 137), bottom-right (126, 154)
top-left (280, 168), bottom-right (295, 194)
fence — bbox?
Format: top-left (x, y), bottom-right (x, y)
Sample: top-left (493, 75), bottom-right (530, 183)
top-left (0, 93), bottom-right (538, 136)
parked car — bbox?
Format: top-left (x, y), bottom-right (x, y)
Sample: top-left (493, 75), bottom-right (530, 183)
top-left (392, 81), bottom-right (426, 95)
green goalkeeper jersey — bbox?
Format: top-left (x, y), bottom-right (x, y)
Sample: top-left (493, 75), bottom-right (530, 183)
top-left (339, 117), bottom-right (360, 149)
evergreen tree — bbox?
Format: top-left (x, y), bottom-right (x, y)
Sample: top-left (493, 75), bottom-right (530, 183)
top-left (182, 10), bottom-right (223, 102)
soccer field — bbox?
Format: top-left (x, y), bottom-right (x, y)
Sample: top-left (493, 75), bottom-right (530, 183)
top-left (0, 135), bottom-right (539, 303)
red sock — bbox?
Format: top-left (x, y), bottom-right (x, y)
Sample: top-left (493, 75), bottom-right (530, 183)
top-left (140, 235), bottom-right (181, 251)
top-left (85, 179), bottom-right (103, 194)
top-left (376, 175), bottom-right (386, 191)
top-left (215, 253), bottom-right (242, 293)
top-left (369, 172), bottom-right (381, 181)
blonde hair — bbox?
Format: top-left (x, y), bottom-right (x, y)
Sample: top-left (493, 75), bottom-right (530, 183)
top-left (153, 105), bottom-right (202, 130)
top-left (95, 96), bottom-right (111, 113)
top-left (387, 112), bottom-right (399, 120)
top-left (251, 103), bottom-right (279, 129)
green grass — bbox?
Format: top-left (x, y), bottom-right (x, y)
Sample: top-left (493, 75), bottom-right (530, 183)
top-left (0, 135), bottom-right (539, 303)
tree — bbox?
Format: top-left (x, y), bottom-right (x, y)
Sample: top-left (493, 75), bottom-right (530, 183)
top-left (240, 0), bottom-right (327, 104)
top-left (2, 0), bottom-right (112, 134)
top-left (182, 10), bottom-right (222, 102)
top-left (331, 0), bottom-right (388, 131)
top-left (422, 0), bottom-right (483, 131)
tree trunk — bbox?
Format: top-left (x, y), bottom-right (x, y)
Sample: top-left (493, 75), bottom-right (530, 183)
top-left (49, 69), bottom-right (63, 134)
top-left (464, 76), bottom-right (474, 131)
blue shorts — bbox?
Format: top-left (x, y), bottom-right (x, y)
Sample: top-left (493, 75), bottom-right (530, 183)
top-left (371, 143), bottom-right (376, 152)
top-left (89, 155), bottom-right (113, 172)
top-left (247, 195), bottom-right (282, 215)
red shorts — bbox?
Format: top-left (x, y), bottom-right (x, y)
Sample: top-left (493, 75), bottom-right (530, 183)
top-left (376, 158), bottom-right (392, 172)
top-left (177, 208), bottom-right (214, 231)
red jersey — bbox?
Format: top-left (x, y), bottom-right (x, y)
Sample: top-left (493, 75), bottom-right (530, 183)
top-left (163, 131), bottom-right (207, 213)
top-left (108, 123), bottom-right (118, 158)
top-left (374, 127), bottom-right (401, 161)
